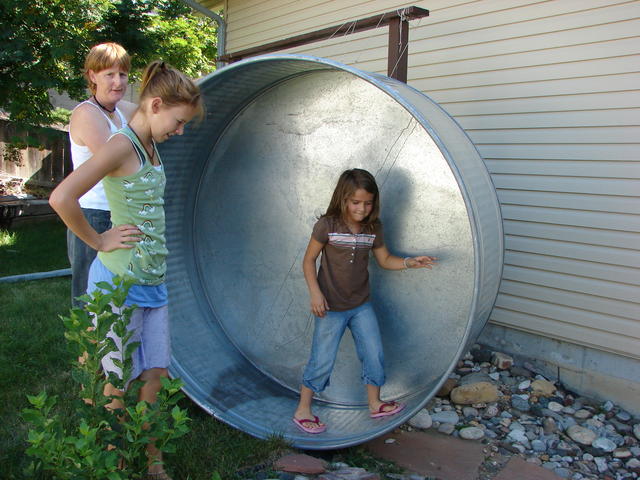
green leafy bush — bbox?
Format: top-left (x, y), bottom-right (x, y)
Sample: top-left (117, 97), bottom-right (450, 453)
top-left (22, 277), bottom-right (189, 479)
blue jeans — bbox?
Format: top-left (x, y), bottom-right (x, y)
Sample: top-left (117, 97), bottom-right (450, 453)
top-left (302, 302), bottom-right (385, 393)
top-left (67, 208), bottom-right (111, 307)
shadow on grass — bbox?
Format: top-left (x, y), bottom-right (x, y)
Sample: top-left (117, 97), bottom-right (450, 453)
top-left (0, 217), bottom-right (69, 277)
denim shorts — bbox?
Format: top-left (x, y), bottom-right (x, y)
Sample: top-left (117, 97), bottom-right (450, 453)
top-left (302, 302), bottom-right (385, 393)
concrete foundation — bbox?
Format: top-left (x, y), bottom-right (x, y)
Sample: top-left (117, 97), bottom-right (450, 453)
top-left (479, 323), bottom-right (640, 416)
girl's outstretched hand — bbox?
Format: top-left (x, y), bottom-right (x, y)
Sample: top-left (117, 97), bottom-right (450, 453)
top-left (407, 256), bottom-right (437, 269)
top-left (310, 292), bottom-right (329, 318)
top-left (98, 224), bottom-right (142, 252)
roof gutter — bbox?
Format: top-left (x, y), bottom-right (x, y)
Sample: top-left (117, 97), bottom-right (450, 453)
top-left (179, 0), bottom-right (226, 69)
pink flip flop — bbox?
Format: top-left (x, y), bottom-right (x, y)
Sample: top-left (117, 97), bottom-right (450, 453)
top-left (292, 415), bottom-right (327, 434)
top-left (370, 401), bottom-right (405, 418)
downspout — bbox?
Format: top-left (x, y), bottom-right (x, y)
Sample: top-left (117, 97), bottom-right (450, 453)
top-left (179, 0), bottom-right (226, 69)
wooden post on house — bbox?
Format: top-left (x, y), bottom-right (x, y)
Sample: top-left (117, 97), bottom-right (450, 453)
top-left (387, 15), bottom-right (410, 82)
top-left (218, 7), bottom-right (429, 84)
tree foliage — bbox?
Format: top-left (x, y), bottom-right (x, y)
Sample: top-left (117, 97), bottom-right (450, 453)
top-left (0, 0), bottom-right (217, 129)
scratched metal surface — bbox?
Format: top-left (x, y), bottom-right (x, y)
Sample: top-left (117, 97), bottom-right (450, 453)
top-left (159, 55), bottom-right (503, 449)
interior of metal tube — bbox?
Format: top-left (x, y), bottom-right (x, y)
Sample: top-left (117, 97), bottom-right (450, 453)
top-left (159, 55), bottom-right (503, 449)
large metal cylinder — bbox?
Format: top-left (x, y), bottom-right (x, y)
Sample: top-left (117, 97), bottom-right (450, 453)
top-left (159, 54), bottom-right (503, 450)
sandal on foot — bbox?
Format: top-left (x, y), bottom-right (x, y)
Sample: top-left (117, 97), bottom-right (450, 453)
top-left (370, 401), bottom-right (405, 418)
top-left (293, 415), bottom-right (327, 434)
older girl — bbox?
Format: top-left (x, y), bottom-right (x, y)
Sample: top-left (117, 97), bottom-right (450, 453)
top-left (51, 60), bottom-right (202, 479)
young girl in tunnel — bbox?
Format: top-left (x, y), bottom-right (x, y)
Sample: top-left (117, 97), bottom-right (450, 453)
top-left (50, 60), bottom-right (203, 479)
top-left (293, 168), bottom-right (437, 434)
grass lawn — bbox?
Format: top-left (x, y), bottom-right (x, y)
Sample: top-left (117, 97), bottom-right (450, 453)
top-left (0, 219), bottom-right (397, 479)
top-left (0, 217), bottom-right (69, 277)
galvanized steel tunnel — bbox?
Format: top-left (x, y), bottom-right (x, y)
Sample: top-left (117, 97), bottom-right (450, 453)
top-left (158, 54), bottom-right (504, 449)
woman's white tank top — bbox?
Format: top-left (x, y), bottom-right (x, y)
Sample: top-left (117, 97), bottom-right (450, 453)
top-left (69, 101), bottom-right (128, 210)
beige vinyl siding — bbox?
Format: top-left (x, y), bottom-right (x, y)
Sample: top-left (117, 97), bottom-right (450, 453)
top-left (221, 0), bottom-right (640, 360)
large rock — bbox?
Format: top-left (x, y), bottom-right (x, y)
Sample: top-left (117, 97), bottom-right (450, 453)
top-left (531, 379), bottom-right (556, 396)
top-left (408, 409), bottom-right (432, 429)
top-left (459, 426), bottom-right (484, 440)
top-left (566, 425), bottom-right (596, 446)
top-left (451, 382), bottom-right (500, 404)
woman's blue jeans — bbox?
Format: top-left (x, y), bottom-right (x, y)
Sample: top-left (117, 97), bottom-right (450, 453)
top-left (66, 208), bottom-right (111, 307)
top-left (302, 302), bottom-right (385, 393)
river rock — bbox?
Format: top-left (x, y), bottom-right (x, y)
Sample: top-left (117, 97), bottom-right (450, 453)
top-left (543, 417), bottom-right (559, 434)
top-left (592, 437), bottom-right (616, 452)
top-left (612, 448), bottom-right (631, 459)
top-left (511, 395), bottom-right (530, 412)
top-left (459, 426), bottom-right (484, 440)
top-left (458, 372), bottom-right (494, 386)
top-left (507, 429), bottom-right (530, 447)
top-left (492, 352), bottom-right (513, 369)
top-left (511, 365), bottom-right (533, 378)
top-left (532, 439), bottom-right (547, 452)
top-left (548, 401), bottom-right (564, 412)
top-left (531, 379), bottom-right (556, 396)
top-left (567, 425), bottom-right (596, 445)
top-left (615, 410), bottom-right (631, 422)
top-left (450, 382), bottom-right (499, 404)
top-left (518, 379), bottom-right (531, 390)
top-left (431, 410), bottom-right (459, 424)
top-left (573, 409), bottom-right (592, 420)
top-left (462, 406), bottom-right (479, 418)
top-left (633, 423), bottom-right (640, 440)
top-left (408, 409), bottom-right (432, 429)
top-left (482, 404), bottom-right (499, 419)
top-left (437, 423), bottom-right (455, 435)
top-left (626, 457), bottom-right (640, 472)
top-left (594, 457), bottom-right (608, 473)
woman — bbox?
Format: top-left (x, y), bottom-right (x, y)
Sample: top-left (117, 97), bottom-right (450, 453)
top-left (67, 42), bottom-right (137, 307)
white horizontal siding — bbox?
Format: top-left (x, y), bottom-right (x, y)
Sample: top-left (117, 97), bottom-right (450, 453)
top-left (503, 220), bottom-right (640, 247)
top-left (221, 0), bottom-right (640, 359)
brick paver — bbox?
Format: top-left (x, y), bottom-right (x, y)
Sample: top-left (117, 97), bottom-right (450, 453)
top-left (367, 430), bottom-right (485, 480)
top-left (493, 456), bottom-right (562, 480)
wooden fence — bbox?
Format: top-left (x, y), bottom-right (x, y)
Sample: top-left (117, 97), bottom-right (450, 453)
top-left (0, 119), bottom-right (71, 191)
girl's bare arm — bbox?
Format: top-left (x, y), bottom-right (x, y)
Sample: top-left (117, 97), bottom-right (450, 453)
top-left (373, 245), bottom-right (437, 270)
top-left (302, 237), bottom-right (329, 317)
top-left (49, 135), bottom-right (141, 252)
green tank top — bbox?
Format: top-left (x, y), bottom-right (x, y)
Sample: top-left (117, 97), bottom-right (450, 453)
top-left (97, 126), bottom-right (167, 286)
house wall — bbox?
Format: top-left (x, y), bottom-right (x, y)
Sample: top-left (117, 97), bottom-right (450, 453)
top-left (219, 0), bottom-right (640, 411)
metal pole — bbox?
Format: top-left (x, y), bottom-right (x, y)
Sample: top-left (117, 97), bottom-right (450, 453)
top-left (179, 0), bottom-right (227, 69)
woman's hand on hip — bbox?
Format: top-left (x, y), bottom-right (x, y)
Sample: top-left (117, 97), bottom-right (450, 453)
top-left (98, 224), bottom-right (142, 252)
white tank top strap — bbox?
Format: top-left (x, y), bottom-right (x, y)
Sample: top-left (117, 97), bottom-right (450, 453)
top-left (75, 100), bottom-right (127, 133)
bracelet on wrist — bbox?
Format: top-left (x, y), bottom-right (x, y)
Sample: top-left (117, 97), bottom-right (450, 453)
top-left (403, 257), bottom-right (411, 269)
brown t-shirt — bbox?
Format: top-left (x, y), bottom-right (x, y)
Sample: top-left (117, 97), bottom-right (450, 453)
top-left (312, 216), bottom-right (385, 311)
